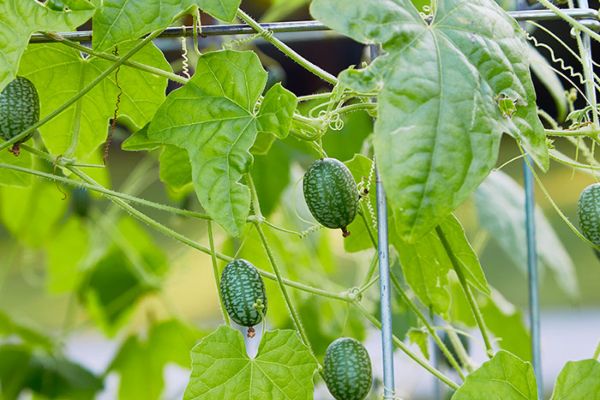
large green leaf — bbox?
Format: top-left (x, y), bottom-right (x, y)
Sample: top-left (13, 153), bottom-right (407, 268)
top-left (149, 50), bottom-right (296, 236)
top-left (393, 215), bottom-right (489, 316)
top-left (184, 326), bottom-right (317, 399)
top-left (0, 0), bottom-right (94, 92)
top-left (0, 180), bottom-right (68, 247)
top-left (311, 0), bottom-right (549, 241)
top-left (110, 319), bottom-right (203, 400)
top-left (92, 0), bottom-right (241, 51)
top-left (452, 351), bottom-right (537, 399)
top-left (19, 41), bottom-right (169, 158)
top-left (475, 170), bottom-right (578, 298)
top-left (551, 359), bottom-right (600, 400)
top-left (0, 150), bottom-right (33, 187)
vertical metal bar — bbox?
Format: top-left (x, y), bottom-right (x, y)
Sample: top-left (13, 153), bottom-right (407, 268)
top-left (370, 44), bottom-right (395, 400)
top-left (577, 0), bottom-right (598, 125)
top-left (376, 167), bottom-right (396, 400)
top-left (523, 157), bottom-right (542, 398)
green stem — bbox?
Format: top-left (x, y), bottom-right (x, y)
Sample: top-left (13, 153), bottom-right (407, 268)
top-left (208, 220), bottom-right (229, 324)
top-left (594, 342), bottom-right (600, 360)
top-left (254, 222), bottom-right (316, 356)
top-left (236, 9), bottom-right (338, 85)
top-left (63, 165), bottom-right (343, 300)
top-left (358, 253), bottom-right (379, 290)
top-left (353, 301), bottom-right (460, 390)
top-left (47, 32), bottom-right (189, 85)
top-left (390, 274), bottom-right (466, 380)
top-left (535, 0), bottom-right (600, 43)
top-left (0, 29), bottom-right (164, 152)
top-left (436, 226), bottom-right (494, 358)
top-left (545, 128), bottom-right (600, 141)
top-left (446, 328), bottom-right (474, 373)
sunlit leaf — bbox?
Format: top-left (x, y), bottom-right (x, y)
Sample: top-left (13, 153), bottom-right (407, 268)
top-left (311, 0), bottom-right (549, 241)
top-left (184, 326), bottom-right (317, 399)
top-left (550, 359), bottom-right (600, 400)
top-left (0, 0), bottom-right (94, 91)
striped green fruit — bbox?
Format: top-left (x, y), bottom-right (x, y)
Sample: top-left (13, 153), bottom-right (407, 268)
top-left (578, 183), bottom-right (600, 259)
top-left (0, 77), bottom-right (39, 153)
top-left (324, 337), bottom-right (372, 400)
top-left (303, 158), bottom-right (358, 237)
top-left (219, 259), bottom-right (267, 327)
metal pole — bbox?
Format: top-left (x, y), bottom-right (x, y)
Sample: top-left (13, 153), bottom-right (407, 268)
top-left (376, 166), bottom-right (396, 400)
top-left (28, 9), bottom-right (599, 43)
top-left (369, 43), bottom-right (395, 399)
top-left (523, 157), bottom-right (542, 398)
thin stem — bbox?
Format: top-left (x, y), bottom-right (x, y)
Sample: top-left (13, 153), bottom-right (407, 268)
top-left (353, 301), bottom-right (460, 390)
top-left (254, 222), bottom-right (317, 358)
top-left (298, 92), bottom-right (333, 102)
top-left (236, 9), bottom-right (338, 85)
top-left (535, 0), bottom-right (600, 43)
top-left (436, 226), bottom-right (494, 358)
top-left (358, 253), bottom-right (379, 290)
top-left (48, 32), bottom-right (189, 85)
top-left (594, 342), bottom-right (600, 360)
top-left (446, 328), bottom-right (475, 373)
top-left (390, 274), bottom-right (466, 380)
top-left (0, 29), bottom-right (164, 152)
top-left (546, 128), bottom-right (600, 141)
top-left (208, 220), bottom-right (229, 324)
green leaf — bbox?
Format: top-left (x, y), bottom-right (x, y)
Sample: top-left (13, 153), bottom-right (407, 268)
top-left (184, 326), bottom-right (318, 399)
top-left (551, 359), bottom-right (600, 400)
top-left (122, 124), bottom-right (160, 151)
top-left (311, 0), bottom-right (549, 241)
top-left (45, 218), bottom-right (90, 294)
top-left (344, 154), bottom-right (377, 253)
top-left (0, 0), bottom-right (94, 92)
top-left (159, 145), bottom-right (193, 193)
top-left (251, 141), bottom-right (291, 216)
top-left (0, 311), bottom-right (53, 350)
top-left (392, 214), bottom-right (488, 316)
top-left (0, 344), bottom-right (102, 400)
top-left (0, 180), bottom-right (68, 247)
top-left (0, 150), bottom-right (33, 187)
top-left (253, 83), bottom-right (297, 155)
top-left (92, 0), bottom-right (241, 51)
top-left (79, 218), bottom-right (167, 335)
top-left (111, 319), bottom-right (203, 400)
top-left (452, 350), bottom-right (537, 399)
top-left (439, 215), bottom-right (489, 295)
top-left (19, 41), bottom-right (169, 158)
top-left (148, 50), bottom-right (269, 237)
top-left (475, 170), bottom-right (578, 297)
top-left (408, 328), bottom-right (430, 359)
top-left (480, 289), bottom-right (531, 361)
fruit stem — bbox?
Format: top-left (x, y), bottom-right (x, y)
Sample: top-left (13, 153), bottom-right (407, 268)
top-left (436, 226), bottom-right (495, 359)
top-left (237, 9), bottom-right (338, 86)
top-left (353, 301), bottom-right (460, 390)
top-left (446, 328), bottom-right (475, 373)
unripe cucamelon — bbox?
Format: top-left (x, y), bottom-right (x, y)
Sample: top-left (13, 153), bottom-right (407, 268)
top-left (0, 77), bottom-right (40, 155)
top-left (323, 337), bottom-right (373, 400)
top-left (303, 158), bottom-right (358, 237)
top-left (220, 259), bottom-right (267, 332)
top-left (578, 183), bottom-right (600, 259)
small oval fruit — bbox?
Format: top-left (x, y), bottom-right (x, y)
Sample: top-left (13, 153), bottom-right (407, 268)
top-left (220, 259), bottom-right (267, 329)
top-left (0, 77), bottom-right (40, 155)
top-left (46, 0), bottom-right (67, 11)
top-left (323, 337), bottom-right (372, 400)
top-left (71, 187), bottom-right (91, 218)
top-left (578, 183), bottom-right (600, 258)
top-left (303, 158), bottom-right (358, 237)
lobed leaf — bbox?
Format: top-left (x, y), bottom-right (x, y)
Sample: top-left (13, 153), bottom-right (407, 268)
top-left (311, 0), bottom-right (549, 241)
top-left (184, 325), bottom-right (318, 399)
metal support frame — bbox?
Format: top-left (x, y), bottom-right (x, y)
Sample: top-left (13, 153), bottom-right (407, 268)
top-left (29, 8), bottom-right (599, 43)
top-left (25, 5), bottom-right (599, 398)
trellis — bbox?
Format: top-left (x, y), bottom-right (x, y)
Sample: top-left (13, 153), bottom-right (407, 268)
top-left (30, 3), bottom-right (599, 399)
